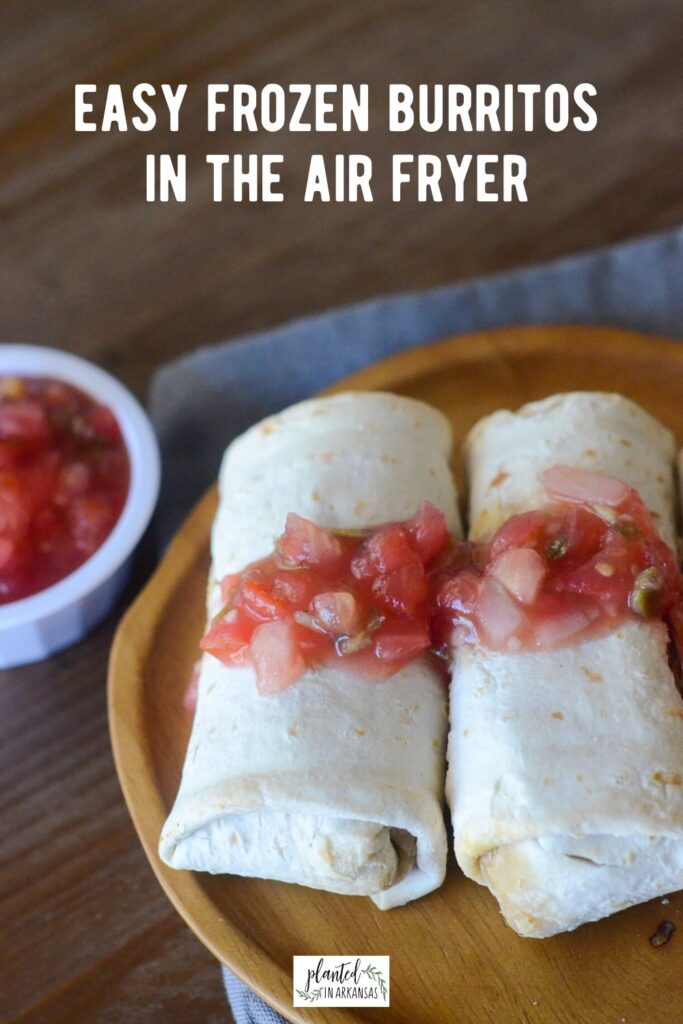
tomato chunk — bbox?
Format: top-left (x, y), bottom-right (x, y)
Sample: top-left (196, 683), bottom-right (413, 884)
top-left (0, 473), bottom-right (30, 540)
top-left (68, 496), bottom-right (116, 555)
top-left (372, 562), bottom-right (428, 615)
top-left (83, 404), bottom-right (123, 444)
top-left (406, 501), bottom-right (450, 563)
top-left (276, 513), bottom-right (344, 570)
top-left (200, 612), bottom-right (252, 665)
top-left (373, 618), bottom-right (431, 663)
top-left (237, 576), bottom-right (289, 621)
top-left (436, 570), bottom-right (481, 614)
top-left (489, 511), bottom-right (546, 559)
top-left (352, 524), bottom-right (417, 577)
top-left (0, 400), bottom-right (49, 448)
top-left (272, 570), bottom-right (327, 608)
top-left (556, 505), bottom-right (607, 566)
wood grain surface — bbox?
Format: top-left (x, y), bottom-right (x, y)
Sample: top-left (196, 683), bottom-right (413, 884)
top-left (2, 2), bottom-right (683, 1022)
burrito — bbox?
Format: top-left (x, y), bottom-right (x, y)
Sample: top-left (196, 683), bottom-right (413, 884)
top-left (160, 391), bottom-right (461, 909)
top-left (447, 391), bottom-right (683, 937)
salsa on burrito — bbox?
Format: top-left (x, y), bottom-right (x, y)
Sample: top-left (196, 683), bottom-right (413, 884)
top-left (432, 465), bottom-right (682, 654)
top-left (201, 499), bottom-right (449, 693)
top-left (200, 466), bottom-right (683, 694)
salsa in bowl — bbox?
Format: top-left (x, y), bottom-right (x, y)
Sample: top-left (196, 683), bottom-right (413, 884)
top-left (0, 375), bottom-right (131, 603)
top-left (0, 346), bottom-right (160, 668)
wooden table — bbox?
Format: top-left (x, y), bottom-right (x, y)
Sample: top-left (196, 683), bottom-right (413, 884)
top-left (1, 2), bottom-right (682, 1021)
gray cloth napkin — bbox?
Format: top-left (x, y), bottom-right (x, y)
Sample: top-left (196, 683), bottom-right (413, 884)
top-left (150, 223), bottom-right (683, 1024)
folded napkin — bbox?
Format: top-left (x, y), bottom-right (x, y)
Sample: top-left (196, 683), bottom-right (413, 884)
top-left (150, 223), bottom-right (683, 1024)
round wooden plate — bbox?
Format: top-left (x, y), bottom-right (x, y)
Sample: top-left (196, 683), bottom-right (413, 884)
top-left (109, 325), bottom-right (683, 1024)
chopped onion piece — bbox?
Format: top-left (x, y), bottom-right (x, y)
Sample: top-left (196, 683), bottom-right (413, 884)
top-left (293, 610), bottom-right (319, 632)
top-left (310, 591), bottom-right (362, 638)
top-left (476, 577), bottom-right (526, 645)
top-left (534, 609), bottom-right (592, 648)
top-left (337, 613), bottom-right (385, 655)
top-left (490, 547), bottom-right (546, 605)
top-left (276, 513), bottom-right (344, 570)
top-left (541, 465), bottom-right (630, 508)
top-left (250, 619), bottom-right (306, 695)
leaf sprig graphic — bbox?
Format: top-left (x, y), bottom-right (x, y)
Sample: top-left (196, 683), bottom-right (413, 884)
top-left (296, 987), bottom-right (323, 1003)
top-left (362, 964), bottom-right (388, 1000)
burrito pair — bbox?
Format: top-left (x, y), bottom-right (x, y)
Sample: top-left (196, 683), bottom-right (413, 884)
top-left (160, 390), bottom-right (683, 935)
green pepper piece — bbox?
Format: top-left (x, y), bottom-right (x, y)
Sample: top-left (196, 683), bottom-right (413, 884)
top-left (615, 519), bottom-right (641, 540)
top-left (547, 536), bottom-right (569, 560)
top-left (210, 600), bottom-right (234, 627)
top-left (336, 611), bottom-right (385, 656)
top-left (630, 566), bottom-right (664, 618)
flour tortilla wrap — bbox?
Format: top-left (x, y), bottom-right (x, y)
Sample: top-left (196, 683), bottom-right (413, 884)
top-left (160, 392), bottom-right (460, 908)
top-left (447, 391), bottom-right (683, 936)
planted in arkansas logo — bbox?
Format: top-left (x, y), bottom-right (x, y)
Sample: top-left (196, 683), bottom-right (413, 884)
top-left (293, 955), bottom-right (390, 1007)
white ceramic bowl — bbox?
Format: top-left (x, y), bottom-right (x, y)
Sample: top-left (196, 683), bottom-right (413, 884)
top-left (0, 345), bottom-right (160, 668)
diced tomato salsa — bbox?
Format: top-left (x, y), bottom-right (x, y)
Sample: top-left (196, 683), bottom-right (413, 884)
top-left (200, 466), bottom-right (683, 696)
top-left (432, 466), bottom-right (682, 655)
top-left (0, 375), bottom-right (130, 603)
top-left (201, 501), bottom-right (449, 694)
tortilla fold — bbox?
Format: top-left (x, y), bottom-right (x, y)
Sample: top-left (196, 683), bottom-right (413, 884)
top-left (160, 391), bottom-right (460, 908)
top-left (448, 391), bottom-right (683, 936)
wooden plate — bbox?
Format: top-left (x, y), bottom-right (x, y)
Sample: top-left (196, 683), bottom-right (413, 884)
top-left (109, 325), bottom-right (683, 1024)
